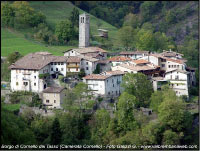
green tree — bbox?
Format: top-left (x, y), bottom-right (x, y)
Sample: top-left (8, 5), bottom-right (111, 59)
top-left (116, 92), bottom-right (138, 133)
top-left (165, 10), bottom-right (177, 24)
top-left (123, 13), bottom-right (140, 28)
top-left (1, 107), bottom-right (37, 145)
top-left (1, 2), bottom-right (15, 27)
top-left (90, 109), bottom-right (110, 144)
top-left (140, 1), bottom-right (160, 22)
top-left (34, 23), bottom-right (56, 44)
top-left (162, 130), bottom-right (182, 145)
top-left (118, 26), bottom-right (135, 50)
top-left (158, 97), bottom-right (189, 132)
top-left (136, 28), bottom-right (156, 51)
top-left (78, 68), bottom-right (86, 79)
top-left (69, 7), bottom-right (79, 27)
top-left (31, 116), bottom-right (53, 144)
top-left (141, 22), bottom-right (154, 31)
top-left (121, 73), bottom-right (153, 107)
top-left (141, 121), bottom-right (163, 145)
top-left (12, 1), bottom-right (45, 28)
top-left (55, 19), bottom-right (76, 44)
top-left (50, 117), bottom-right (62, 145)
top-left (93, 64), bottom-right (101, 74)
top-left (7, 51), bottom-right (23, 65)
top-left (150, 91), bottom-right (163, 113)
top-left (59, 112), bottom-right (79, 144)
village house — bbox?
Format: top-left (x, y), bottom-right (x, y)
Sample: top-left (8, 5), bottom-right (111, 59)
top-left (108, 56), bottom-right (132, 67)
top-left (141, 54), bottom-right (187, 73)
top-left (83, 70), bottom-right (124, 97)
top-left (151, 76), bottom-right (168, 91)
top-left (78, 55), bottom-right (99, 75)
top-left (164, 69), bottom-right (190, 96)
top-left (97, 60), bottom-right (112, 73)
top-left (112, 61), bottom-right (160, 79)
top-left (63, 47), bottom-right (108, 60)
top-left (160, 50), bottom-right (184, 59)
top-left (9, 52), bottom-right (68, 93)
top-left (66, 56), bottom-right (82, 73)
top-left (42, 87), bottom-right (66, 109)
top-left (119, 50), bottom-right (149, 60)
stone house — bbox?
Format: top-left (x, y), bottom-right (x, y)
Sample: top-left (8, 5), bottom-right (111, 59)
top-left (42, 87), bottom-right (66, 109)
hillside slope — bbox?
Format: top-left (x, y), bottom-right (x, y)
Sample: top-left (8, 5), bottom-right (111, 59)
top-left (29, 1), bottom-right (118, 46)
top-left (1, 28), bottom-right (74, 57)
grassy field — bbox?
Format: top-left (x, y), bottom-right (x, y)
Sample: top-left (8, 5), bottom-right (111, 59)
top-left (1, 1), bottom-right (119, 57)
top-left (2, 103), bottom-right (21, 112)
top-left (1, 28), bottom-right (75, 57)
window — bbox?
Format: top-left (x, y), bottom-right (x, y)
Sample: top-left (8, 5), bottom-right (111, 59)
top-left (34, 83), bottom-right (36, 86)
top-left (54, 100), bottom-right (56, 103)
top-left (47, 69), bottom-right (48, 72)
top-left (56, 68), bottom-right (58, 71)
top-left (116, 91), bottom-right (118, 94)
top-left (19, 70), bottom-right (21, 73)
top-left (46, 100), bottom-right (49, 103)
top-left (61, 68), bottom-right (64, 71)
top-left (86, 62), bottom-right (88, 65)
top-left (68, 63), bottom-right (70, 65)
top-left (86, 67), bottom-right (88, 70)
top-left (51, 62), bottom-right (53, 65)
top-left (68, 68), bottom-right (70, 71)
top-left (112, 79), bottom-right (114, 83)
top-left (76, 68), bottom-right (78, 71)
top-left (72, 51), bottom-right (73, 53)
top-left (168, 65), bottom-right (170, 68)
top-left (58, 62), bottom-right (60, 65)
top-left (108, 92), bottom-right (110, 95)
top-left (23, 82), bottom-right (28, 86)
top-left (107, 80), bottom-right (108, 83)
top-left (113, 84), bottom-right (114, 87)
top-left (162, 64), bottom-right (165, 67)
top-left (16, 75), bottom-right (18, 79)
top-left (51, 68), bottom-right (53, 71)
top-left (16, 82), bottom-right (18, 86)
top-left (61, 63), bottom-right (63, 65)
top-left (54, 62), bottom-right (57, 65)
top-left (174, 65), bottom-right (176, 68)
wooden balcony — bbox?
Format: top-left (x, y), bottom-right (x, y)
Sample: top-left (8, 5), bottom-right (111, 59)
top-left (67, 64), bottom-right (80, 68)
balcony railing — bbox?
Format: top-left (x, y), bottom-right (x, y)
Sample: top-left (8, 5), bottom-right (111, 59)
top-left (67, 64), bottom-right (80, 68)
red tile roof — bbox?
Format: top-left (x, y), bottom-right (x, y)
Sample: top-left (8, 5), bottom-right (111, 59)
top-left (132, 59), bottom-right (149, 64)
top-left (120, 51), bottom-right (149, 55)
top-left (108, 56), bottom-right (132, 62)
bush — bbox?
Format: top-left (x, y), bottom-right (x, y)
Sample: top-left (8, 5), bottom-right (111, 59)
top-left (39, 73), bottom-right (50, 79)
top-left (7, 52), bottom-right (23, 65)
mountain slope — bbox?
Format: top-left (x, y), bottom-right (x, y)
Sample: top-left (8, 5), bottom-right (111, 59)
top-left (29, 1), bottom-right (118, 45)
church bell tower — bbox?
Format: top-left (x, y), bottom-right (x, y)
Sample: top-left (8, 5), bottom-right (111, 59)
top-left (79, 13), bottom-right (90, 48)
